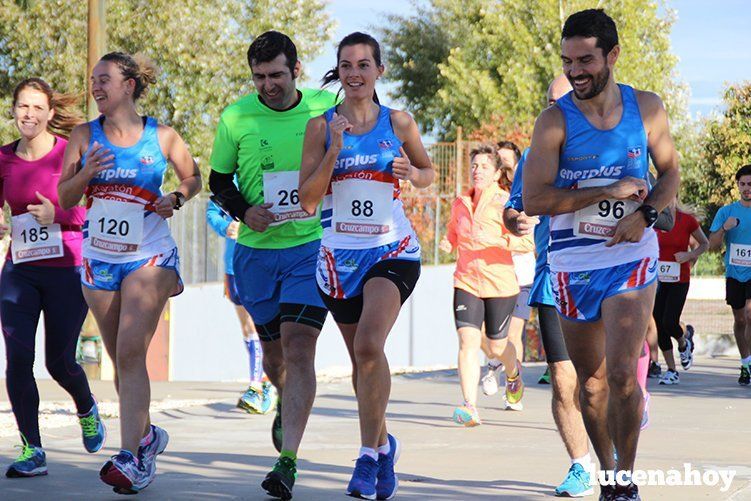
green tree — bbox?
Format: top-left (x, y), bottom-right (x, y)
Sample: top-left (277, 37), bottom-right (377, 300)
top-left (378, 0), bottom-right (686, 139)
top-left (0, 0), bottom-right (334, 185)
top-left (700, 82), bottom-right (751, 209)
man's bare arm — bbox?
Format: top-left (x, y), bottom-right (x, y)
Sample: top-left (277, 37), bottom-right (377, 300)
top-left (639, 91), bottom-right (680, 212)
top-left (523, 107), bottom-right (645, 216)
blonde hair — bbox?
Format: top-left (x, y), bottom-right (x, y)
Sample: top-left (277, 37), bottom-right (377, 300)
top-left (100, 51), bottom-right (159, 100)
top-left (12, 78), bottom-right (84, 137)
top-left (676, 200), bottom-right (704, 223)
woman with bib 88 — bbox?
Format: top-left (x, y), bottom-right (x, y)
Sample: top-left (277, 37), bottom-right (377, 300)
top-left (58, 52), bottom-right (201, 494)
top-left (1, 78), bottom-right (105, 478)
top-left (299, 32), bottom-right (434, 500)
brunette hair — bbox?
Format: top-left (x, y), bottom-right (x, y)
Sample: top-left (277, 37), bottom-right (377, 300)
top-left (321, 32), bottom-right (382, 104)
top-left (12, 77), bottom-right (84, 137)
top-left (470, 143), bottom-right (513, 192)
top-left (100, 51), bottom-right (159, 100)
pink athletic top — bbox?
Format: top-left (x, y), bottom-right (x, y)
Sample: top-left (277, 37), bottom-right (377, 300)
top-left (0, 137), bottom-right (85, 266)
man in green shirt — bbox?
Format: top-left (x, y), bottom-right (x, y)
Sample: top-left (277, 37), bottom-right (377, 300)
top-left (209, 31), bottom-right (336, 500)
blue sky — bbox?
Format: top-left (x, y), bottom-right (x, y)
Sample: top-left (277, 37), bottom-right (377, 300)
top-left (303, 0), bottom-right (751, 118)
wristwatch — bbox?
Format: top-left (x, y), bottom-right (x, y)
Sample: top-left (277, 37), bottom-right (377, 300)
top-left (636, 204), bottom-right (658, 227)
top-left (171, 191), bottom-right (186, 210)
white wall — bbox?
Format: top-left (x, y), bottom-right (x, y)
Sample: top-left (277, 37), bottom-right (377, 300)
top-left (0, 271), bottom-right (729, 382)
top-left (168, 265), bottom-right (459, 381)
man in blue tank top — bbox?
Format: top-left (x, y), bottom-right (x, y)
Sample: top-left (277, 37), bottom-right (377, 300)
top-left (522, 9), bottom-right (680, 501)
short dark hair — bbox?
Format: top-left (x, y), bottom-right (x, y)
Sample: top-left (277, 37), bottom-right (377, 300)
top-left (247, 31), bottom-right (298, 74)
top-left (497, 141), bottom-right (521, 163)
top-left (562, 9), bottom-right (619, 56)
top-left (736, 164), bottom-right (751, 180)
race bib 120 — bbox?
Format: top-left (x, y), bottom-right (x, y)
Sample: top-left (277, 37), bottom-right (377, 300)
top-left (87, 198), bottom-right (144, 255)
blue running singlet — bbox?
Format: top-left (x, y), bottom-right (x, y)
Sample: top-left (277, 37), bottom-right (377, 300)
top-left (549, 84), bottom-right (657, 273)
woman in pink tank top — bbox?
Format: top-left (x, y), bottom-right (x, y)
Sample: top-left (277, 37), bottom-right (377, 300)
top-left (0, 79), bottom-right (105, 477)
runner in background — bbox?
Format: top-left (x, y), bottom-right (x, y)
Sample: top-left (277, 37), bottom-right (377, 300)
top-left (58, 52), bottom-right (202, 493)
top-left (653, 198), bottom-right (707, 385)
top-left (1, 78), bottom-right (105, 478)
top-left (206, 200), bottom-right (277, 413)
top-left (709, 164), bottom-right (751, 386)
top-left (481, 141), bottom-right (538, 394)
top-left (504, 75), bottom-right (594, 498)
top-left (441, 144), bottom-right (533, 424)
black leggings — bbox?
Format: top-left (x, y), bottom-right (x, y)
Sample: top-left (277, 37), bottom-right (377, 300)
top-left (537, 305), bottom-right (570, 363)
top-left (453, 289), bottom-right (517, 340)
top-left (1, 261), bottom-right (93, 447)
top-left (652, 281), bottom-right (690, 351)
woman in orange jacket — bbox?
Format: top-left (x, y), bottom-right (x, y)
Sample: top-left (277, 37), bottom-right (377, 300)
top-left (440, 144), bottom-right (534, 425)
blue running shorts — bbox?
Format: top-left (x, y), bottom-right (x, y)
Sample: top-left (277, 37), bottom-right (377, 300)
top-left (551, 256), bottom-right (657, 322)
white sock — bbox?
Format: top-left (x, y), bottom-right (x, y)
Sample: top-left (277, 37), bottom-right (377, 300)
top-left (359, 447), bottom-right (378, 461)
top-left (572, 453), bottom-right (591, 470)
top-left (377, 441), bottom-right (391, 456)
top-left (742, 356), bottom-right (751, 367)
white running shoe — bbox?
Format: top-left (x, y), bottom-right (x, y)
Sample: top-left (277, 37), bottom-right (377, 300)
top-left (481, 362), bottom-right (503, 396)
top-left (659, 369), bottom-right (680, 385)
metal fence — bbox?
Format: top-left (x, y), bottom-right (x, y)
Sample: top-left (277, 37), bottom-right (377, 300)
top-left (171, 138), bottom-right (479, 284)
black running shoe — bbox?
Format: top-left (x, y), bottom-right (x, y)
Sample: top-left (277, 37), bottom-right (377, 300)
top-left (599, 484), bottom-right (616, 501)
top-left (262, 456), bottom-right (297, 500)
top-left (679, 325), bottom-right (695, 370)
top-left (612, 483), bottom-right (641, 500)
top-left (739, 365), bottom-right (750, 386)
top-left (647, 360), bottom-right (662, 379)
top-left (272, 400), bottom-right (283, 452)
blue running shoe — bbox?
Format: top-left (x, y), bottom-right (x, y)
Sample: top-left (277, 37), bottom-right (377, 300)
top-left (100, 450), bottom-right (149, 493)
top-left (347, 455), bottom-right (379, 500)
top-left (237, 385), bottom-right (264, 414)
top-left (5, 440), bottom-right (47, 478)
top-left (78, 396), bottom-right (106, 453)
top-left (138, 425), bottom-right (169, 479)
top-left (260, 381), bottom-right (278, 415)
top-left (376, 434), bottom-right (401, 500)
top-left (555, 463), bottom-right (594, 497)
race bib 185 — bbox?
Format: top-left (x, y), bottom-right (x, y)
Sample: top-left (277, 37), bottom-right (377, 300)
top-left (10, 213), bottom-right (64, 264)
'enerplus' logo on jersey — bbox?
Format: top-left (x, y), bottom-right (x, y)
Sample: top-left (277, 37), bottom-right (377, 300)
top-left (96, 167), bottom-right (138, 181)
top-left (335, 154), bottom-right (378, 169)
top-left (560, 165), bottom-right (623, 181)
